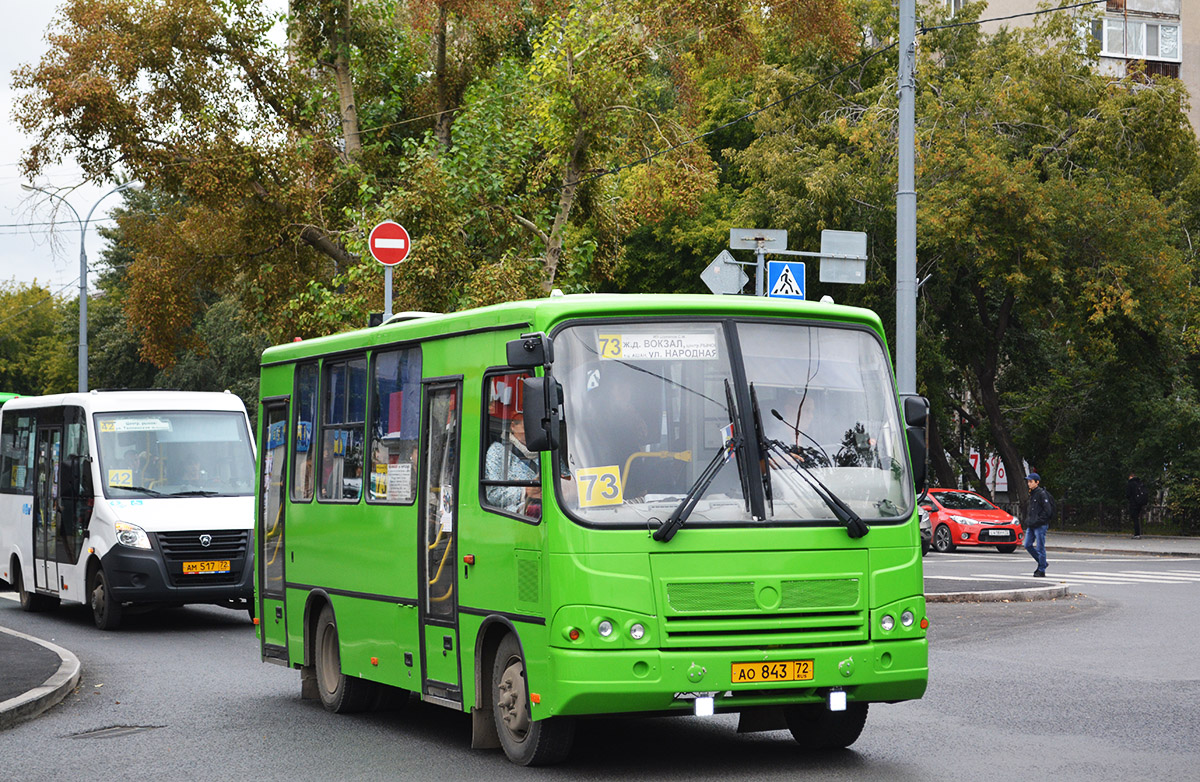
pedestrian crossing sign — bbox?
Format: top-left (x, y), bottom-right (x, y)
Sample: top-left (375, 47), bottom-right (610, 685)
top-left (767, 261), bottom-right (805, 300)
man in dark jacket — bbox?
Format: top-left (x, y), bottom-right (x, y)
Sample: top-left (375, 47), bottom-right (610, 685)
top-left (1023, 473), bottom-right (1053, 577)
top-left (1126, 473), bottom-right (1148, 539)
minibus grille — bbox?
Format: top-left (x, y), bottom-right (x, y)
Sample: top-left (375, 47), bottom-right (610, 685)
top-left (157, 530), bottom-right (249, 586)
top-left (661, 578), bottom-right (866, 649)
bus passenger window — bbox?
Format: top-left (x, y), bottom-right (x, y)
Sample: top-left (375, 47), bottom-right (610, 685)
top-left (292, 363), bottom-right (318, 501)
top-left (480, 372), bottom-right (541, 520)
top-left (319, 357), bottom-right (367, 502)
top-left (368, 348), bottom-right (421, 504)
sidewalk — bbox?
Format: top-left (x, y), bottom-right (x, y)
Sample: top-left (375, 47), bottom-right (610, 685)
top-left (924, 531), bottom-right (1200, 603)
top-left (0, 623), bottom-right (80, 730)
top-left (1, 532), bottom-right (1194, 728)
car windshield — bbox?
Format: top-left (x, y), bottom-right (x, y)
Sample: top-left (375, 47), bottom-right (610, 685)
top-left (552, 319), bottom-right (913, 527)
top-left (934, 491), bottom-right (997, 511)
top-left (96, 410), bottom-right (255, 498)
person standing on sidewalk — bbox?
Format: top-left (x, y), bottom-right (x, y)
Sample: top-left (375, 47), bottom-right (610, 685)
top-left (1126, 473), bottom-right (1148, 539)
top-left (1023, 473), bottom-right (1054, 577)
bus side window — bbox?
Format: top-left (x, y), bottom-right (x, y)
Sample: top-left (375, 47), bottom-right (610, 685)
top-left (292, 363), bottom-right (318, 501)
top-left (0, 414), bottom-right (35, 493)
top-left (319, 356), bottom-right (367, 502)
top-left (480, 371), bottom-right (541, 520)
top-left (367, 347), bottom-right (421, 504)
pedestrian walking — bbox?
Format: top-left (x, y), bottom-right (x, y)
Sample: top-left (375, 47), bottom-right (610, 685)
top-left (1022, 473), bottom-right (1055, 577)
top-left (1126, 473), bottom-right (1148, 539)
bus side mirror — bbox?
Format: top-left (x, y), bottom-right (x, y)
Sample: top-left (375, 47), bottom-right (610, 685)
top-left (522, 376), bottom-right (562, 452)
top-left (507, 332), bottom-right (553, 369)
top-left (902, 395), bottom-right (929, 493)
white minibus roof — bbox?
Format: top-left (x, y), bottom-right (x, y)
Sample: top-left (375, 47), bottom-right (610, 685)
top-left (2, 390), bottom-right (248, 415)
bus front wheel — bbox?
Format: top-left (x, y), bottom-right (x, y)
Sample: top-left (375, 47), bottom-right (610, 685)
top-left (784, 701), bottom-right (868, 751)
top-left (313, 604), bottom-right (376, 713)
top-left (90, 567), bottom-right (122, 630)
top-left (492, 634), bottom-right (575, 766)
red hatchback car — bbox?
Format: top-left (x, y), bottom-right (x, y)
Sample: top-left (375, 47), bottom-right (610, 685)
top-left (921, 488), bottom-right (1024, 553)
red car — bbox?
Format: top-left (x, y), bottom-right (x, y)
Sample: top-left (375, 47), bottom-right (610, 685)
top-left (920, 488), bottom-right (1023, 553)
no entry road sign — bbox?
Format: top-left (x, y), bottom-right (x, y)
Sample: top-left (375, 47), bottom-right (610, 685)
top-left (369, 221), bottom-right (411, 265)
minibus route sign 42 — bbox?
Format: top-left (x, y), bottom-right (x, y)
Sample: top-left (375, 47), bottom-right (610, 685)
top-left (252, 293), bottom-right (931, 766)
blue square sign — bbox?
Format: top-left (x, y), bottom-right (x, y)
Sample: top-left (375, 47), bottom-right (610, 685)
top-left (767, 261), bottom-right (805, 300)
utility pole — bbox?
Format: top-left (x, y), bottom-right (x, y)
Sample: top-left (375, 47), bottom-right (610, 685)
top-left (896, 0), bottom-right (918, 396)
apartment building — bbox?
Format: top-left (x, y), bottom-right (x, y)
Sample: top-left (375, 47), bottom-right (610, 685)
top-left (968, 0), bottom-right (1198, 130)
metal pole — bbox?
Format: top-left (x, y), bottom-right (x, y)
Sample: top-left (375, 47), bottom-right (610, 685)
top-left (896, 0), bottom-right (918, 395)
top-left (384, 265), bottom-right (393, 320)
top-left (755, 245), bottom-right (765, 297)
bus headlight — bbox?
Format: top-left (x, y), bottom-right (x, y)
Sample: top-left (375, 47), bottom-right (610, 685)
top-left (115, 521), bottom-right (152, 550)
top-left (597, 620), bottom-right (614, 638)
top-left (901, 610), bottom-right (915, 627)
top-left (629, 623), bottom-right (645, 640)
top-left (880, 614), bottom-right (895, 632)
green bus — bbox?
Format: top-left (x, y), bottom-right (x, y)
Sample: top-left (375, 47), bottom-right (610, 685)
top-left (254, 293), bottom-right (929, 765)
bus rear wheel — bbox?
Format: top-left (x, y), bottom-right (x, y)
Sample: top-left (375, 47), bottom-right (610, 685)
top-left (492, 634), bottom-right (575, 766)
top-left (313, 604), bottom-right (376, 713)
top-left (784, 701), bottom-right (868, 751)
top-left (90, 567), bottom-right (122, 630)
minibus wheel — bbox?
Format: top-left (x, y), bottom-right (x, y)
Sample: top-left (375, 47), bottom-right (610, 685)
top-left (492, 633), bottom-right (575, 766)
top-left (90, 567), bottom-right (122, 630)
top-left (313, 603), bottom-right (377, 713)
top-left (784, 701), bottom-right (868, 750)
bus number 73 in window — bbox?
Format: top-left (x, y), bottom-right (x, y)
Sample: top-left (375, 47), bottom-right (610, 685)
top-left (574, 465), bottom-right (624, 507)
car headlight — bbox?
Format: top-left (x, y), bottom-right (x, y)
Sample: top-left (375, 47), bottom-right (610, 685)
top-left (114, 521), bottom-right (152, 549)
top-left (950, 514), bottom-right (979, 525)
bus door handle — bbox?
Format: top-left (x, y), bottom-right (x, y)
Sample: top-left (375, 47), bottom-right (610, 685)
top-left (443, 636), bottom-right (453, 655)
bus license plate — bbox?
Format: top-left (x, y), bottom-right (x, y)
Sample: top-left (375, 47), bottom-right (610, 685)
top-left (731, 659), bottom-right (814, 683)
top-left (183, 560), bottom-right (231, 575)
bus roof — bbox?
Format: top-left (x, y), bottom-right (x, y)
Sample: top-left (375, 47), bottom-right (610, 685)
top-left (1, 389), bottom-right (248, 415)
top-left (261, 293), bottom-right (886, 365)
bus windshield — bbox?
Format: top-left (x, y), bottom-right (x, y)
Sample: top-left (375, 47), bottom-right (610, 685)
top-left (95, 411), bottom-right (255, 498)
top-left (554, 320), bottom-right (912, 527)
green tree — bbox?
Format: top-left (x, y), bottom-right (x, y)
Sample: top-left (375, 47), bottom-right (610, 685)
top-left (0, 281), bottom-right (71, 394)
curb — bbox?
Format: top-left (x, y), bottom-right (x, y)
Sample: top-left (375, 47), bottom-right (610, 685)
top-left (0, 627), bottom-right (81, 730)
top-left (1049, 545), bottom-right (1200, 558)
top-left (926, 583), bottom-right (1070, 603)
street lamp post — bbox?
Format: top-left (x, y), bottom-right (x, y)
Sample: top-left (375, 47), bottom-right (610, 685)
top-left (22, 181), bottom-right (141, 393)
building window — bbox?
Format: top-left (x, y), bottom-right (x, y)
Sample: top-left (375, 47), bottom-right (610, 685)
top-left (1095, 17), bottom-right (1180, 62)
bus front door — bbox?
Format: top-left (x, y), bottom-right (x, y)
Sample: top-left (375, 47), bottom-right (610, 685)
top-left (420, 382), bottom-right (462, 706)
top-left (32, 426), bottom-right (62, 595)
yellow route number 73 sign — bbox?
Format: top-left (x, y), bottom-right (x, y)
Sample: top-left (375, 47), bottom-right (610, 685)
top-left (575, 465), bottom-right (624, 507)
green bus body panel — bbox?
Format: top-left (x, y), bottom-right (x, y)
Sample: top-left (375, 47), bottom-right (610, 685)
top-left (254, 294), bottom-right (926, 720)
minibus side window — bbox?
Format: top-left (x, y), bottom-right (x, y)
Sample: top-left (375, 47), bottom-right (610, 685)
top-left (292, 363), bottom-right (318, 501)
top-left (319, 356), bottom-right (367, 502)
top-left (0, 413), bottom-right (35, 493)
top-left (367, 347), bottom-right (421, 504)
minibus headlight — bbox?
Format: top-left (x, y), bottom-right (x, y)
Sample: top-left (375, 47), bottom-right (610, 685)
top-left (115, 521), bottom-right (152, 550)
top-left (597, 620), bottom-right (614, 638)
top-left (901, 610), bottom-right (915, 627)
top-left (880, 614), bottom-right (895, 632)
top-left (629, 623), bottom-right (645, 640)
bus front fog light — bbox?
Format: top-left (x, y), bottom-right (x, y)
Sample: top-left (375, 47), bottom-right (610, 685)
top-left (901, 610), bottom-right (914, 627)
top-left (598, 620), bottom-right (614, 637)
top-left (629, 623), bottom-right (645, 640)
top-left (880, 614), bottom-right (895, 632)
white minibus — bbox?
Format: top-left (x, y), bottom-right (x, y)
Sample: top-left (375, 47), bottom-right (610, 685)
top-left (0, 390), bottom-right (256, 629)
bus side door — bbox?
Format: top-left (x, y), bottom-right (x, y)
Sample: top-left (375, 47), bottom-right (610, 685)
top-left (419, 381), bottom-right (462, 705)
top-left (33, 425), bottom-right (62, 595)
top-left (258, 398), bottom-right (290, 659)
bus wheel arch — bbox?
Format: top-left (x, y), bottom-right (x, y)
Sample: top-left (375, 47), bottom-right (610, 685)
top-left (491, 631), bottom-right (575, 766)
top-left (311, 600), bottom-right (377, 713)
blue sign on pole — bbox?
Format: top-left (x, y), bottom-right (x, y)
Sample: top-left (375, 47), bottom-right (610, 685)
top-left (766, 261), bottom-right (805, 300)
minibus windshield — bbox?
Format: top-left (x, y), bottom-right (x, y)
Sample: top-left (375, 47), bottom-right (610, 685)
top-left (96, 411), bottom-right (255, 498)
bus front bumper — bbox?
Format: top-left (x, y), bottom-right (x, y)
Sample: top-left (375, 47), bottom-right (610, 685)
top-left (535, 639), bottom-right (927, 719)
top-left (100, 546), bottom-right (253, 606)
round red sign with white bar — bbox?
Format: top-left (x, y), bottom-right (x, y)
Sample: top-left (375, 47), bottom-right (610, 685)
top-left (368, 221), bottom-right (411, 265)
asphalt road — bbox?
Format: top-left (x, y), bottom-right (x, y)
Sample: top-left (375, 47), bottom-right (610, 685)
top-left (1, 550), bottom-right (1197, 781)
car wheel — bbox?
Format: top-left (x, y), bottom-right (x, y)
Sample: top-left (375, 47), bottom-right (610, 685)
top-left (997, 545), bottom-right (1017, 554)
top-left (314, 603), bottom-right (378, 713)
top-left (784, 701), bottom-right (869, 750)
top-left (932, 524), bottom-right (956, 553)
top-left (90, 567), bottom-right (122, 630)
top-left (493, 633), bottom-right (575, 766)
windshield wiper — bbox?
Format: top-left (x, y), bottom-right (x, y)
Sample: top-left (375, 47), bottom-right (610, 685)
top-left (651, 436), bottom-right (741, 543)
top-left (749, 385), bottom-right (868, 539)
top-left (118, 485), bottom-right (162, 497)
top-left (166, 490), bottom-right (221, 497)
